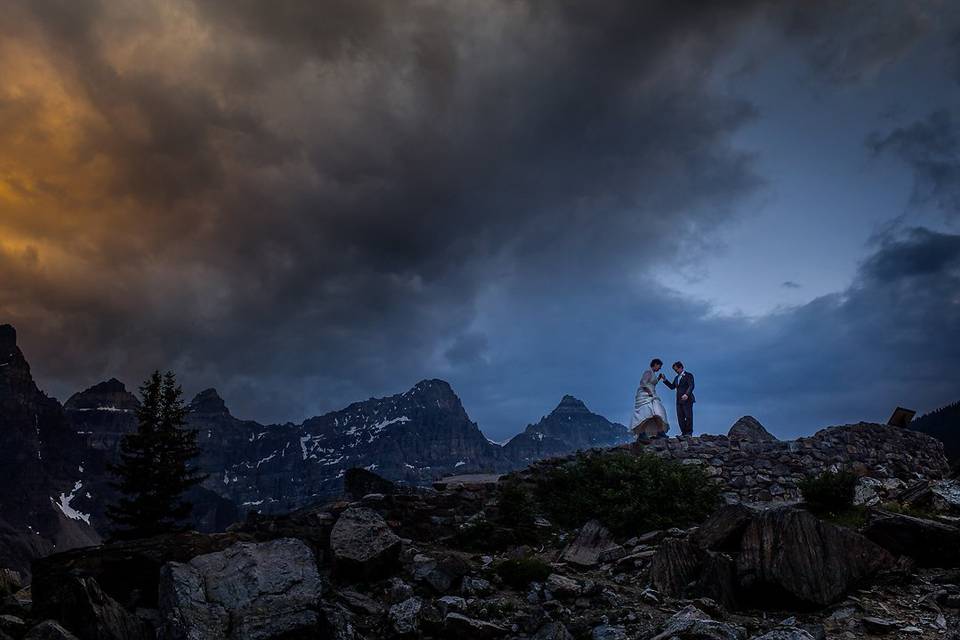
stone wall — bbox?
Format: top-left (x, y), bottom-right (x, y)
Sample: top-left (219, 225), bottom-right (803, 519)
top-left (512, 420), bottom-right (952, 506)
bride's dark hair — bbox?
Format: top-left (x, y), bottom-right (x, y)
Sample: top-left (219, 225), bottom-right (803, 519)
top-left (650, 358), bottom-right (663, 367)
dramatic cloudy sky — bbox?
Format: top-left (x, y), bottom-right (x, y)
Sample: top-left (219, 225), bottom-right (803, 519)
top-left (2, 0), bottom-right (958, 440)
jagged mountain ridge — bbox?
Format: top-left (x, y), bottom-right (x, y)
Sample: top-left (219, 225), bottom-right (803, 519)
top-left (503, 394), bottom-right (633, 464)
top-left (0, 323), bottom-right (631, 572)
top-left (208, 379), bottom-right (510, 514)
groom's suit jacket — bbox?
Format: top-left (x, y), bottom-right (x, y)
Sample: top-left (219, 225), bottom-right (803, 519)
top-left (663, 371), bottom-right (695, 405)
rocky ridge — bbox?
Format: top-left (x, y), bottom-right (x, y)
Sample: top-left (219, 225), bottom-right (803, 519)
top-left (13, 426), bottom-right (960, 640)
top-left (625, 420), bottom-right (949, 505)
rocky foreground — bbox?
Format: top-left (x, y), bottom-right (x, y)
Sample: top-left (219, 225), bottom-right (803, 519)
top-left (1, 422), bottom-right (959, 640)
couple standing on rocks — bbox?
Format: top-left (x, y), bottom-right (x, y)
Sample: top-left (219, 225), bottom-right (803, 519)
top-left (631, 358), bottom-right (695, 442)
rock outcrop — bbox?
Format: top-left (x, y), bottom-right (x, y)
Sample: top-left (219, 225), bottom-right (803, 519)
top-left (330, 507), bottom-right (401, 580)
top-left (728, 416), bottom-right (778, 443)
top-left (560, 520), bottom-right (621, 567)
top-left (633, 420), bottom-right (949, 505)
top-left (650, 505), bottom-right (897, 609)
top-left (862, 509), bottom-right (960, 567)
top-left (158, 538), bottom-right (323, 640)
top-left (737, 507), bottom-right (896, 607)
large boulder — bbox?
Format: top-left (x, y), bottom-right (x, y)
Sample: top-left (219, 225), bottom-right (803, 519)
top-left (32, 576), bottom-right (149, 640)
top-left (862, 509), bottom-right (960, 567)
top-left (693, 504), bottom-right (758, 551)
top-left (158, 538), bottom-right (322, 640)
top-left (560, 520), bottom-right (620, 567)
top-left (330, 507), bottom-right (401, 581)
top-left (697, 551), bottom-right (740, 610)
top-left (650, 539), bottom-right (705, 597)
top-left (33, 532), bottom-right (253, 612)
top-left (728, 417), bottom-right (777, 443)
top-left (737, 507), bottom-right (896, 607)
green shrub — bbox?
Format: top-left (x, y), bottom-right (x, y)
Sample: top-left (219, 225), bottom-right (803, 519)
top-left (494, 557), bottom-right (552, 590)
top-left (532, 451), bottom-right (721, 536)
top-left (799, 469), bottom-right (857, 514)
top-left (496, 482), bottom-right (537, 529)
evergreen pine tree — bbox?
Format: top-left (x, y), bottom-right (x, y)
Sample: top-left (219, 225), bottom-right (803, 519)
top-left (106, 370), bottom-right (207, 539)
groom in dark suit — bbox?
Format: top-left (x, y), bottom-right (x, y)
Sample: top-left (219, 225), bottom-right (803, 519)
top-left (661, 360), bottom-right (695, 436)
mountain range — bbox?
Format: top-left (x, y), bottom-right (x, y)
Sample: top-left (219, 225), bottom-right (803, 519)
top-left (0, 323), bottom-right (631, 575)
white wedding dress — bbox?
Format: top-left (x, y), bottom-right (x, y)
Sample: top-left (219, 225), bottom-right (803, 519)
top-left (630, 369), bottom-right (670, 438)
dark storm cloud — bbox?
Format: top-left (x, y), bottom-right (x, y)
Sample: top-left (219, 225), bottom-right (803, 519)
top-left (2, 0), bottom-right (770, 421)
top-left (869, 110), bottom-right (960, 219)
top-left (1, 0), bottom-right (956, 437)
top-left (776, 0), bottom-right (933, 85)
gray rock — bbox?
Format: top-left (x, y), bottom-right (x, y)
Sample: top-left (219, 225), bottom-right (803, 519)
top-left (863, 509), bottom-right (960, 567)
top-left (860, 617), bottom-right (902, 634)
top-left (694, 504), bottom-right (757, 551)
top-left (650, 605), bottom-right (746, 640)
top-left (544, 574), bottom-right (581, 599)
top-left (590, 625), bottom-right (627, 640)
top-left (24, 621), bottom-right (80, 640)
top-left (442, 613), bottom-right (508, 639)
top-left (386, 577), bottom-right (414, 603)
top-left (336, 589), bottom-right (383, 615)
top-left (729, 416), bottom-right (778, 443)
top-left (750, 629), bottom-right (816, 640)
top-left (410, 552), bottom-right (471, 592)
top-left (330, 507), bottom-right (401, 580)
top-left (561, 520), bottom-right (619, 567)
top-left (388, 597), bottom-right (422, 636)
top-left (931, 479), bottom-right (960, 511)
top-left (319, 603), bottom-right (356, 640)
top-left (461, 576), bottom-right (493, 596)
top-left (159, 538), bottom-right (322, 640)
top-left (853, 478), bottom-right (884, 506)
top-left (533, 621), bottom-right (575, 640)
top-left (435, 595), bottom-right (467, 616)
top-left (650, 538), bottom-right (705, 597)
top-left (698, 551), bottom-right (739, 610)
top-left (737, 507), bottom-right (896, 607)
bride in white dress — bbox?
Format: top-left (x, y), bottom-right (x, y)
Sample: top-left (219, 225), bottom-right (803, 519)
top-left (630, 358), bottom-right (670, 440)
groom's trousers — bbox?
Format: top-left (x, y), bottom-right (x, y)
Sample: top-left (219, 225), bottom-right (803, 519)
top-left (677, 403), bottom-right (693, 435)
